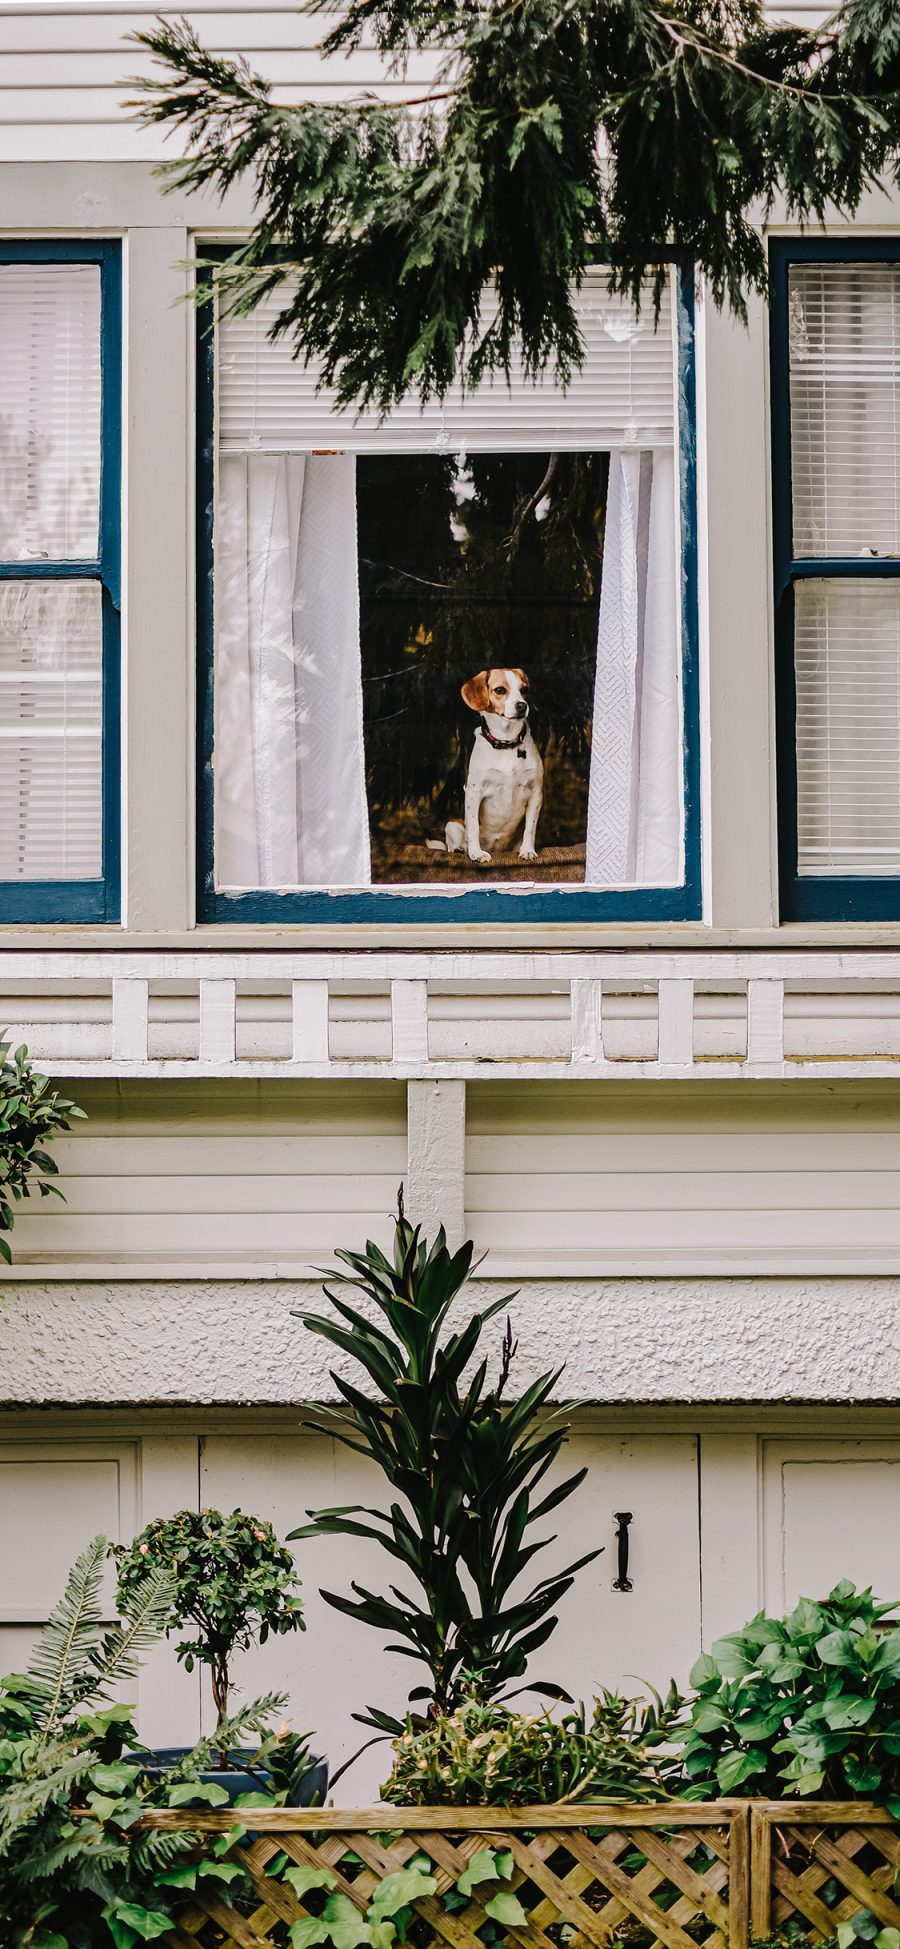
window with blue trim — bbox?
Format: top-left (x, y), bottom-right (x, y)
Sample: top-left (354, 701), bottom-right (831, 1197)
top-left (199, 264), bottom-right (699, 923)
top-left (772, 239), bottom-right (900, 922)
top-left (0, 242), bottom-right (120, 924)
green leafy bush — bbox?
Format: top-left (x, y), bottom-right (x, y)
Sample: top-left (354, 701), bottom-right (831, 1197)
top-left (114, 1508), bottom-right (304, 1758)
top-left (0, 1533), bottom-right (291, 1949)
top-left (292, 1206), bottom-right (597, 1733)
top-left (0, 1036), bottom-right (84, 1263)
top-left (382, 1682), bottom-right (685, 1807)
top-left (680, 1581), bottom-right (900, 1807)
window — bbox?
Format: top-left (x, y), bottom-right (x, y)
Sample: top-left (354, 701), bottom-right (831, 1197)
top-left (772, 239), bottom-right (900, 920)
top-left (0, 243), bottom-right (120, 923)
top-left (199, 263), bottom-right (699, 922)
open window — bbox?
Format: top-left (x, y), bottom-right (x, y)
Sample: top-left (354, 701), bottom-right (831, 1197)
top-left (772, 240), bottom-right (900, 920)
top-left (0, 243), bottom-right (120, 923)
top-left (198, 265), bottom-right (699, 922)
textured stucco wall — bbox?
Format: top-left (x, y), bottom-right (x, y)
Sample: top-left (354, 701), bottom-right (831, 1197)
top-left (2, 1275), bottom-right (899, 1404)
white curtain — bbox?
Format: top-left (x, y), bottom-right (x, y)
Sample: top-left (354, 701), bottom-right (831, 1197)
top-left (586, 448), bottom-right (680, 886)
top-left (215, 451), bottom-right (371, 889)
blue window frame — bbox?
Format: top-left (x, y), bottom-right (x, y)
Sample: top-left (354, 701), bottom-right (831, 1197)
top-left (771, 236), bottom-right (900, 922)
top-left (0, 240), bottom-right (121, 924)
top-left (196, 261), bottom-right (700, 924)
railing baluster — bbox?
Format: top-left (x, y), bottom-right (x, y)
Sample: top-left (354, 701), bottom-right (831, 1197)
top-left (199, 978), bottom-right (236, 1065)
top-left (112, 978), bottom-right (149, 1063)
top-left (746, 978), bottom-right (785, 1065)
top-left (570, 979), bottom-right (603, 1063)
top-left (391, 979), bottom-right (429, 1065)
top-left (657, 979), bottom-right (694, 1068)
top-left (291, 979), bottom-right (330, 1064)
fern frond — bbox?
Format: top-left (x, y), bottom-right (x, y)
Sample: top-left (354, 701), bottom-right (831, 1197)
top-left (24, 1534), bottom-right (107, 1737)
top-left (0, 1749), bottom-right (95, 1857)
top-left (155, 1691), bottom-right (287, 1785)
top-left (90, 1559), bottom-right (174, 1697)
top-left (130, 1828), bottom-right (196, 1875)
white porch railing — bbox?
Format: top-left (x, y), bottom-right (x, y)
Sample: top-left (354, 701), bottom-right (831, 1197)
top-left (5, 949), bottom-right (900, 1079)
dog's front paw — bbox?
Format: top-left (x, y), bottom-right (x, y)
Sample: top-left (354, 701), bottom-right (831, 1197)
top-left (519, 844), bottom-right (538, 862)
top-left (470, 849), bottom-right (492, 865)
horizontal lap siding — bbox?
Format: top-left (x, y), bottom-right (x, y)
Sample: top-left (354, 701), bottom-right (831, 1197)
top-left (8, 1079), bottom-right (406, 1269)
top-left (0, 5), bottom-right (440, 159)
top-left (466, 1081), bottom-right (900, 1272)
top-left (0, 2), bottom-right (827, 160)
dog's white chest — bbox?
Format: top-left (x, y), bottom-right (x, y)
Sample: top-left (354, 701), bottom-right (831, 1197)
top-left (477, 743), bottom-right (541, 849)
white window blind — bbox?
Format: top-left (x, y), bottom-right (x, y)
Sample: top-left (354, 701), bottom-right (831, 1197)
top-left (0, 580), bottom-right (103, 880)
top-left (0, 262), bottom-right (101, 563)
top-left (796, 578), bottom-right (900, 875)
top-left (218, 269), bottom-right (677, 454)
top-left (790, 262), bottom-right (900, 558)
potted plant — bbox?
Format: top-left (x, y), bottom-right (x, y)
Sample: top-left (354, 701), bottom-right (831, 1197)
top-left (114, 1506), bottom-right (326, 1803)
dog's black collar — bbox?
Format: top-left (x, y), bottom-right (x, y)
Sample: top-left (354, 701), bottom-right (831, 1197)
top-left (479, 717), bottom-right (528, 751)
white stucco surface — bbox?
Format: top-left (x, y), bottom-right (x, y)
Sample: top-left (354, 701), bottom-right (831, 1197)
top-left (1, 1275), bottom-right (898, 1404)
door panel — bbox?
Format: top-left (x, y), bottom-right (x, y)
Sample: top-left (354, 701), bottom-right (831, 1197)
top-left (762, 1439), bottom-right (900, 1613)
top-left (0, 1441), bottom-right (137, 1675)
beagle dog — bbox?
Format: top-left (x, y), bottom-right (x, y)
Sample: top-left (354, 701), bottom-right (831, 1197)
top-left (444, 667), bottom-right (543, 865)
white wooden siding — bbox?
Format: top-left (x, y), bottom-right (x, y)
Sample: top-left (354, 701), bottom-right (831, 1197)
top-left (466, 1080), bottom-right (900, 1273)
top-left (8, 1079), bottom-right (406, 1268)
top-left (0, 1), bottom-right (833, 162)
top-left (0, 4), bottom-right (441, 160)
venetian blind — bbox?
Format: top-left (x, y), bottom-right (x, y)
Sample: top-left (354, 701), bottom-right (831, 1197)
top-left (218, 269), bottom-right (677, 454)
top-left (795, 579), bottom-right (900, 876)
top-left (0, 580), bottom-right (103, 881)
top-left (0, 262), bottom-right (101, 561)
top-left (790, 261), bottom-right (900, 558)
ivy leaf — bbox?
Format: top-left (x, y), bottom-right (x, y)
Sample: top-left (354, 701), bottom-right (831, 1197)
top-left (106, 1907), bottom-right (173, 1943)
top-left (368, 1868), bottom-right (437, 1918)
top-left (290, 1921), bottom-right (331, 1949)
top-left (284, 1865), bottom-right (339, 1898)
top-left (457, 1850), bottom-right (504, 1897)
top-left (323, 1893), bottom-right (376, 1949)
top-left (485, 1892), bottom-right (529, 1927)
top-left (166, 1779), bottom-right (230, 1807)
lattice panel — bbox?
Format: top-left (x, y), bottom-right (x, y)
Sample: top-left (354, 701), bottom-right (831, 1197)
top-left (755, 1817), bottom-right (900, 1946)
top-left (149, 1811), bottom-right (745, 1949)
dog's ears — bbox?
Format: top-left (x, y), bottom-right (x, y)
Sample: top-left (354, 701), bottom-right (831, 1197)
top-left (461, 671), bottom-right (491, 712)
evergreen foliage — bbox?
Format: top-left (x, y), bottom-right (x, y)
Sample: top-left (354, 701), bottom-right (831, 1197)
top-left (128, 0), bottom-right (900, 411)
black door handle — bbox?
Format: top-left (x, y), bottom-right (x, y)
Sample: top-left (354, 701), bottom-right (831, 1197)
top-left (613, 1510), bottom-right (633, 1591)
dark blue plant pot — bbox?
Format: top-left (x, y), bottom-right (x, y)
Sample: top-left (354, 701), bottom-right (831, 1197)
top-left (134, 1748), bottom-right (328, 1807)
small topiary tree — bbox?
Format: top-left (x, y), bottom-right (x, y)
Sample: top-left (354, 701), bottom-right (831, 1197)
top-left (0, 1035), bottom-right (85, 1264)
top-left (114, 1508), bottom-right (304, 1764)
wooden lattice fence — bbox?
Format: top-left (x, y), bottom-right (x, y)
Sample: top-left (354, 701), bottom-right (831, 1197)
top-left (135, 1803), bottom-right (900, 1949)
top-left (138, 1804), bottom-right (749, 1949)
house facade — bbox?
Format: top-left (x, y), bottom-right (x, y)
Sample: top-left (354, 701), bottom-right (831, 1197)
top-left (2, 0), bottom-right (899, 1800)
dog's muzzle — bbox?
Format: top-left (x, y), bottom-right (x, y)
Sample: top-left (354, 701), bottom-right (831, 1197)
top-left (514, 700), bottom-right (528, 718)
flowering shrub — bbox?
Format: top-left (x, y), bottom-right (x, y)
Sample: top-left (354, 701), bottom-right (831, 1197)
top-left (114, 1508), bottom-right (303, 1756)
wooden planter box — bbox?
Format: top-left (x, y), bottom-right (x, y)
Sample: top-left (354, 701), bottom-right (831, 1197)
top-left (137, 1801), bottom-right (900, 1949)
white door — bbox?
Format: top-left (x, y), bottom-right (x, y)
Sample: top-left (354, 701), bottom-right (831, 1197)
top-left (761, 1438), bottom-right (900, 1614)
top-left (200, 1429), bottom-right (702, 1802)
top-left (0, 1438), bottom-right (138, 1678)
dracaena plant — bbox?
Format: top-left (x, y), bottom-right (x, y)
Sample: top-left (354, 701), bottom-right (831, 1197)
top-left (680, 1580), bottom-right (900, 1808)
top-left (290, 1202), bottom-right (598, 1734)
top-left (0, 1036), bottom-right (85, 1264)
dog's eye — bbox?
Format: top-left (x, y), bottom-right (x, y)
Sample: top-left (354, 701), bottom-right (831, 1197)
top-left (495, 686), bottom-right (507, 696)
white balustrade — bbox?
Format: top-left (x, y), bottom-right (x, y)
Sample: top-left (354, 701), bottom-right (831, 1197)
top-left (3, 951), bottom-right (900, 1080)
